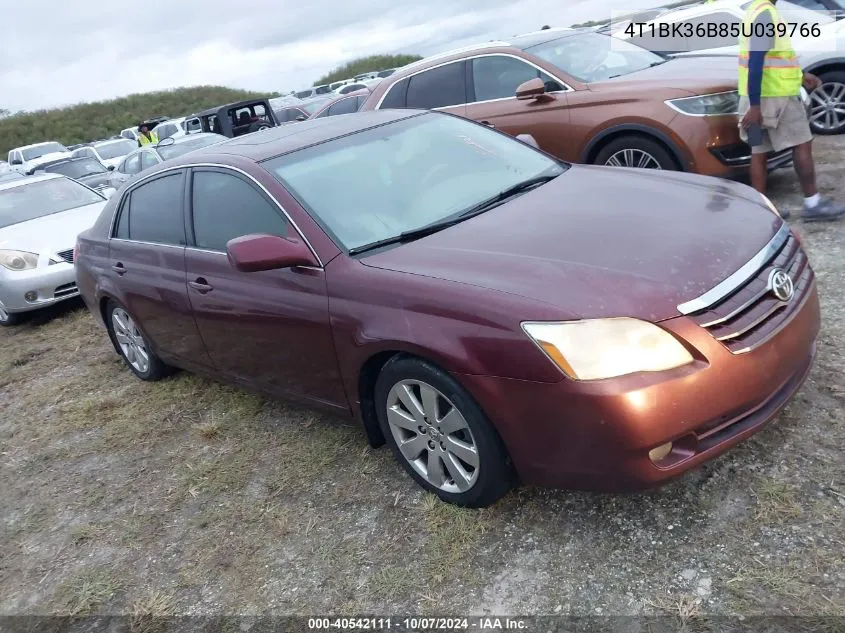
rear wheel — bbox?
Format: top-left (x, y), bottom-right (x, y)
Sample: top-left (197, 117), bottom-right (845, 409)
top-left (809, 71), bottom-right (845, 135)
top-left (105, 300), bottom-right (174, 381)
top-left (594, 135), bottom-right (678, 170)
top-left (374, 357), bottom-right (513, 507)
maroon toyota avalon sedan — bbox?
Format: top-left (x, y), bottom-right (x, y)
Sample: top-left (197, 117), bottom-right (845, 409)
top-left (75, 110), bottom-right (819, 507)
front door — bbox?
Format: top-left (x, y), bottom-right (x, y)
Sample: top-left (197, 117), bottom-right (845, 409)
top-left (108, 170), bottom-right (212, 369)
top-left (463, 54), bottom-right (573, 160)
top-left (183, 167), bottom-right (346, 409)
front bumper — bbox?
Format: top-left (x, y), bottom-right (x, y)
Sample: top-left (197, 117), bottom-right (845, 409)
top-left (456, 283), bottom-right (820, 491)
top-left (0, 263), bottom-right (79, 314)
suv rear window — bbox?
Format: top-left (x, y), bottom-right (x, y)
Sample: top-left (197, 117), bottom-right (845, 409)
top-left (405, 61), bottom-right (467, 109)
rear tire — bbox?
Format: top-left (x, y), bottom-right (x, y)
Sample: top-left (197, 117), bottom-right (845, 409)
top-left (374, 356), bottom-right (513, 508)
top-left (808, 70), bottom-right (845, 135)
top-left (594, 135), bottom-right (678, 170)
top-left (105, 299), bottom-right (174, 381)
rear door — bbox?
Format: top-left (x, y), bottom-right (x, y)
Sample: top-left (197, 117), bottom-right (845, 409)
top-left (183, 166), bottom-right (346, 408)
top-left (464, 54), bottom-right (573, 160)
top-left (108, 170), bottom-right (212, 368)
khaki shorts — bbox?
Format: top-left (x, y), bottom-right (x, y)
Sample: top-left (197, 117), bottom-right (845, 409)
top-left (738, 96), bottom-right (813, 154)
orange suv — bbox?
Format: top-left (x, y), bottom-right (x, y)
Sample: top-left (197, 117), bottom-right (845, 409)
top-left (361, 28), bottom-right (792, 176)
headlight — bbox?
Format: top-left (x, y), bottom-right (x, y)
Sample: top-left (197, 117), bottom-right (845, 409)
top-left (0, 250), bottom-right (38, 271)
top-left (522, 318), bottom-right (694, 381)
top-left (760, 193), bottom-right (782, 218)
top-left (666, 91), bottom-right (739, 116)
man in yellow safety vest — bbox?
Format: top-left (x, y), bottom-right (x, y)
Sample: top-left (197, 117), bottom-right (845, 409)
top-left (137, 122), bottom-right (159, 147)
top-left (738, 0), bottom-right (844, 221)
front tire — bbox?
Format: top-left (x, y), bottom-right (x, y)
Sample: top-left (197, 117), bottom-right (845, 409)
top-left (105, 300), bottom-right (174, 381)
top-left (374, 357), bottom-right (513, 507)
top-left (594, 135), bottom-right (678, 170)
top-left (809, 71), bottom-right (845, 135)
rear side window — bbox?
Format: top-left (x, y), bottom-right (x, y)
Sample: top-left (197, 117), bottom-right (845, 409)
top-left (124, 173), bottom-right (186, 245)
top-left (327, 97), bottom-right (358, 116)
top-left (190, 170), bottom-right (287, 252)
top-left (405, 62), bottom-right (467, 109)
top-left (380, 78), bottom-right (409, 108)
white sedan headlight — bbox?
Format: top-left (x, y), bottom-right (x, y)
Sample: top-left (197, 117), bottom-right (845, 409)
top-left (0, 250), bottom-right (38, 271)
top-left (522, 318), bottom-right (694, 381)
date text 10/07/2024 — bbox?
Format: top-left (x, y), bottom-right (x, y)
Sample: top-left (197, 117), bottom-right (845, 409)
top-left (308, 617), bottom-right (528, 630)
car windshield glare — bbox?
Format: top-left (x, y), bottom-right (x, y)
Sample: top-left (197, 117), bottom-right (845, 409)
top-left (527, 32), bottom-right (665, 83)
top-left (45, 159), bottom-right (106, 178)
top-left (157, 135), bottom-right (225, 160)
top-left (21, 142), bottom-right (69, 161)
top-left (0, 178), bottom-right (103, 229)
top-left (96, 140), bottom-right (137, 159)
top-left (264, 114), bottom-right (565, 252)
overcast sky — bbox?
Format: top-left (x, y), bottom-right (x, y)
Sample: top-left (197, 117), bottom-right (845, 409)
top-left (2, 0), bottom-right (665, 113)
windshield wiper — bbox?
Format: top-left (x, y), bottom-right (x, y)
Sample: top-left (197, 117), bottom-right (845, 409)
top-left (347, 172), bottom-right (560, 256)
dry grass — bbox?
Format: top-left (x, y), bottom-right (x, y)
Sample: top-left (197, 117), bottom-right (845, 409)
top-left (129, 590), bottom-right (177, 633)
top-left (52, 570), bottom-right (117, 617)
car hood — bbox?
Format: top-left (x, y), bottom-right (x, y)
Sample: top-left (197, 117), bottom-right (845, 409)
top-left (592, 56), bottom-right (738, 96)
top-left (361, 166), bottom-right (782, 322)
top-left (24, 152), bottom-right (72, 170)
top-left (0, 201), bottom-right (106, 262)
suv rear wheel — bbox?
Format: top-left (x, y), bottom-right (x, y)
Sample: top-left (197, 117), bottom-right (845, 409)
top-left (594, 136), bottom-right (677, 170)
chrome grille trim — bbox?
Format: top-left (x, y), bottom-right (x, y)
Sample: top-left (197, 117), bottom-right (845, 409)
top-left (56, 248), bottom-right (74, 264)
top-left (677, 222), bottom-right (790, 315)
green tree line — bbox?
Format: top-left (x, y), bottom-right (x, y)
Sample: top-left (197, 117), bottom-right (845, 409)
top-left (0, 86), bottom-right (275, 156)
top-left (314, 54), bottom-right (422, 85)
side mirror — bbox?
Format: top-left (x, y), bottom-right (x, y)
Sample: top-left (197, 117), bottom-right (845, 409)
top-left (515, 78), bottom-right (547, 100)
top-left (295, 115), bottom-right (307, 122)
top-left (107, 165), bottom-right (115, 171)
top-left (226, 234), bottom-right (317, 272)
top-left (516, 134), bottom-right (539, 149)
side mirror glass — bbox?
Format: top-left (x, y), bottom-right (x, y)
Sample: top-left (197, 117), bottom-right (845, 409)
top-left (295, 115), bottom-right (307, 122)
top-left (515, 78), bottom-right (547, 100)
top-left (226, 234), bottom-right (317, 273)
top-left (107, 164), bottom-right (115, 171)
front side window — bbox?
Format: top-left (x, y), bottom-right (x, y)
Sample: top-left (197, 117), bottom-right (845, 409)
top-left (264, 112), bottom-right (564, 252)
top-left (139, 151), bottom-right (160, 170)
top-left (405, 62), bottom-right (467, 109)
top-left (121, 154), bottom-right (142, 174)
top-left (0, 178), bottom-right (103, 228)
top-left (185, 118), bottom-right (202, 133)
top-left (190, 170), bottom-right (287, 251)
top-left (124, 173), bottom-right (186, 245)
top-left (471, 55), bottom-right (562, 102)
top-left (526, 32), bottom-right (665, 83)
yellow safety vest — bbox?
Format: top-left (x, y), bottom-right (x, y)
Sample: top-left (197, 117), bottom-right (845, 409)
top-left (738, 0), bottom-right (802, 98)
top-left (138, 132), bottom-right (159, 146)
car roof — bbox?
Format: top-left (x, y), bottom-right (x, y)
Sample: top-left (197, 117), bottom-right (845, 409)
top-left (165, 110), bottom-right (425, 164)
top-left (35, 156), bottom-right (95, 169)
top-left (12, 141), bottom-right (66, 152)
top-left (0, 173), bottom-right (61, 191)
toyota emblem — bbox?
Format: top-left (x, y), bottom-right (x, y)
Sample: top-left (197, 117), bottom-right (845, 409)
top-left (768, 268), bottom-right (794, 302)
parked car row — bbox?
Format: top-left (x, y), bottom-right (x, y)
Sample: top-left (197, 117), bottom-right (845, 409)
top-left (0, 22), bottom-right (829, 507)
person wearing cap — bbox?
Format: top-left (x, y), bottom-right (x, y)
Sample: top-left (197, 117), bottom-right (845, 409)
top-left (137, 122), bottom-right (159, 147)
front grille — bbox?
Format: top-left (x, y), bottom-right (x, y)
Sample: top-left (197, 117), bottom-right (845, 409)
top-left (688, 231), bottom-right (813, 354)
top-left (54, 282), bottom-right (78, 299)
top-left (56, 248), bottom-right (74, 264)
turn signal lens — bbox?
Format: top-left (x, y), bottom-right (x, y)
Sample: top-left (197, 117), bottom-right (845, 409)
top-left (649, 442), bottom-right (673, 463)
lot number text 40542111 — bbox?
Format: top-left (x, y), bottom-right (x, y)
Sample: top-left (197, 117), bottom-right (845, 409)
top-left (307, 617), bottom-right (529, 630)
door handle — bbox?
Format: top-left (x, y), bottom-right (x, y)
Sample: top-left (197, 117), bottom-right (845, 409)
top-left (480, 120), bottom-right (495, 128)
top-left (112, 262), bottom-right (126, 275)
top-left (188, 278), bottom-right (213, 294)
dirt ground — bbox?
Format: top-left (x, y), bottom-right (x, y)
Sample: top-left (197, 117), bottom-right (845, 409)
top-left (1, 136), bottom-right (844, 626)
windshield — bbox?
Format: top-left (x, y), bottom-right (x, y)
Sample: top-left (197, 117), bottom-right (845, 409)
top-left (777, 0), bottom-right (836, 22)
top-left (526, 32), bottom-right (665, 82)
top-left (21, 142), bottom-right (69, 161)
top-left (301, 99), bottom-right (331, 115)
top-left (0, 178), bottom-right (103, 229)
top-left (95, 140), bottom-right (136, 159)
top-left (157, 135), bottom-right (226, 160)
top-left (43, 159), bottom-right (106, 179)
top-left (264, 113), bottom-right (564, 252)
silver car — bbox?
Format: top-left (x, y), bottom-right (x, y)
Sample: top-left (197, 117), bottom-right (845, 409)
top-left (0, 174), bottom-right (107, 326)
top-left (109, 133), bottom-right (227, 188)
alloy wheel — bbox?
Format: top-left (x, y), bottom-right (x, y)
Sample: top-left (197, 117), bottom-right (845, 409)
top-left (810, 82), bottom-right (845, 132)
top-left (111, 308), bottom-right (150, 374)
top-left (385, 380), bottom-right (480, 493)
top-left (605, 148), bottom-right (663, 170)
